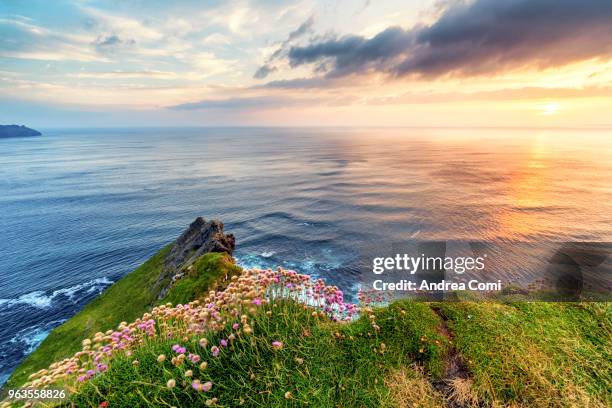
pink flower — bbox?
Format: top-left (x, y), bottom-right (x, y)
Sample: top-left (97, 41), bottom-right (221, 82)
top-left (193, 380), bottom-right (213, 392)
top-left (252, 298), bottom-right (262, 306)
top-left (232, 323), bottom-right (240, 330)
top-left (272, 341), bottom-right (283, 350)
top-left (220, 339), bottom-right (228, 347)
top-left (211, 346), bottom-right (220, 357)
top-left (172, 344), bottom-right (186, 354)
top-left (188, 353), bottom-right (201, 363)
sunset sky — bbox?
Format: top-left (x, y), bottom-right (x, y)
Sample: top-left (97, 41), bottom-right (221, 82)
top-left (1, 0), bottom-right (612, 127)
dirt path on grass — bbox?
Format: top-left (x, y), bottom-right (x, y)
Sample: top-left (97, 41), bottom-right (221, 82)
top-left (429, 306), bottom-right (475, 408)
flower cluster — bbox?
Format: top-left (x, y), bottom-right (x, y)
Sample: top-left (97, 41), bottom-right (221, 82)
top-left (23, 267), bottom-right (359, 392)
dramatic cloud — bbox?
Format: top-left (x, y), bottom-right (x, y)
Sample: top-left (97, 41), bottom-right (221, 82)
top-left (253, 16), bottom-right (315, 79)
top-left (285, 0), bottom-right (612, 79)
top-left (287, 16), bottom-right (314, 42)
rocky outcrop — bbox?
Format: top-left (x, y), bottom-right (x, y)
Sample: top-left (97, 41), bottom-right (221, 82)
top-left (165, 217), bottom-right (235, 270)
top-left (0, 125), bottom-right (42, 138)
top-left (155, 217), bottom-right (235, 299)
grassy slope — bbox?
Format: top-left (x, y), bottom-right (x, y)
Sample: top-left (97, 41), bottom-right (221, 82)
top-left (71, 300), bottom-right (448, 407)
top-left (161, 252), bottom-right (241, 306)
top-left (437, 301), bottom-right (612, 407)
top-left (70, 300), bottom-right (611, 408)
top-left (5, 245), bottom-right (611, 407)
top-left (5, 247), bottom-right (239, 390)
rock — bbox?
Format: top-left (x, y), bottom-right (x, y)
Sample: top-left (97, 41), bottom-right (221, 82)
top-left (154, 217), bottom-right (235, 299)
top-left (0, 125), bottom-right (42, 138)
top-left (164, 217), bottom-right (235, 270)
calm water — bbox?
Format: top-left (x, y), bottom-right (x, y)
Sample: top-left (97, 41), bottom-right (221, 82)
top-left (0, 127), bottom-right (611, 383)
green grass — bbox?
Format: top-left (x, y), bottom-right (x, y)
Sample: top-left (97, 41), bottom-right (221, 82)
top-left (437, 301), bottom-right (612, 407)
top-left (4, 241), bottom-right (611, 408)
top-left (69, 300), bottom-right (447, 407)
top-left (161, 252), bottom-right (241, 306)
top-left (65, 300), bottom-right (612, 407)
top-left (4, 248), bottom-right (238, 390)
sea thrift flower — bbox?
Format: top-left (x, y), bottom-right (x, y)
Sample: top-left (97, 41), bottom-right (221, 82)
top-left (199, 361), bottom-right (208, 370)
top-left (157, 354), bottom-right (166, 363)
top-left (193, 380), bottom-right (213, 392)
top-left (167, 379), bottom-right (176, 389)
top-left (185, 370), bottom-right (193, 377)
top-left (23, 266), bottom-right (360, 390)
top-left (172, 344), bottom-right (186, 354)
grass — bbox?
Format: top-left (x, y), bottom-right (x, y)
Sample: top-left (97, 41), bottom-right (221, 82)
top-left (4, 247), bottom-right (238, 390)
top-left (4, 245), bottom-right (611, 407)
top-left (65, 298), bottom-right (612, 407)
top-left (160, 252), bottom-right (241, 306)
top-left (68, 300), bottom-right (447, 407)
top-left (435, 301), bottom-right (612, 407)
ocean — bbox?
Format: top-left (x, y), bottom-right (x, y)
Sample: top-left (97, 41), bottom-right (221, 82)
top-left (1, 127), bottom-right (611, 384)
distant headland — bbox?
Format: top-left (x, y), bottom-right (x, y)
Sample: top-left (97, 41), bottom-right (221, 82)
top-left (0, 125), bottom-right (42, 138)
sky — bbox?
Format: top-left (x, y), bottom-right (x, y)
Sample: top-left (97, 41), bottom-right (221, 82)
top-left (1, 0), bottom-right (612, 127)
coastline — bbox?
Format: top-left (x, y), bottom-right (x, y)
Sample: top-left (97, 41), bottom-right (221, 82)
top-left (3, 219), bottom-right (611, 407)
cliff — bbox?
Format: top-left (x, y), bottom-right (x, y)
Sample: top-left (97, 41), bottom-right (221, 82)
top-left (3, 219), bottom-right (611, 407)
top-left (0, 125), bottom-right (41, 138)
top-left (4, 217), bottom-right (238, 390)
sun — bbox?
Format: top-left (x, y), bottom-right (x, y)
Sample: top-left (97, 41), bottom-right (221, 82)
top-left (542, 103), bottom-right (560, 115)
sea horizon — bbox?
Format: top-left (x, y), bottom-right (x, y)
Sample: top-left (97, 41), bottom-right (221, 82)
top-left (2, 126), bottom-right (611, 385)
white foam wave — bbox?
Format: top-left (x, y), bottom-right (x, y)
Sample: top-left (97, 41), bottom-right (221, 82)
top-left (9, 319), bottom-right (66, 354)
top-left (0, 277), bottom-right (113, 310)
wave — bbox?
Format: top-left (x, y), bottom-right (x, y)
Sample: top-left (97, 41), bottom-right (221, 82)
top-left (0, 277), bottom-right (113, 310)
top-left (8, 319), bottom-right (66, 354)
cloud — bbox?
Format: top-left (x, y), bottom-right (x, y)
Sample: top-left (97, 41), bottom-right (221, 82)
top-left (68, 70), bottom-right (177, 79)
top-left (167, 95), bottom-right (298, 110)
top-left (287, 16), bottom-right (314, 42)
top-left (253, 15), bottom-right (315, 79)
top-left (253, 64), bottom-right (278, 79)
top-left (368, 85), bottom-right (612, 105)
top-left (92, 34), bottom-right (136, 54)
top-left (0, 17), bottom-right (101, 61)
top-left (258, 77), bottom-right (337, 89)
top-left (285, 0), bottom-right (612, 79)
